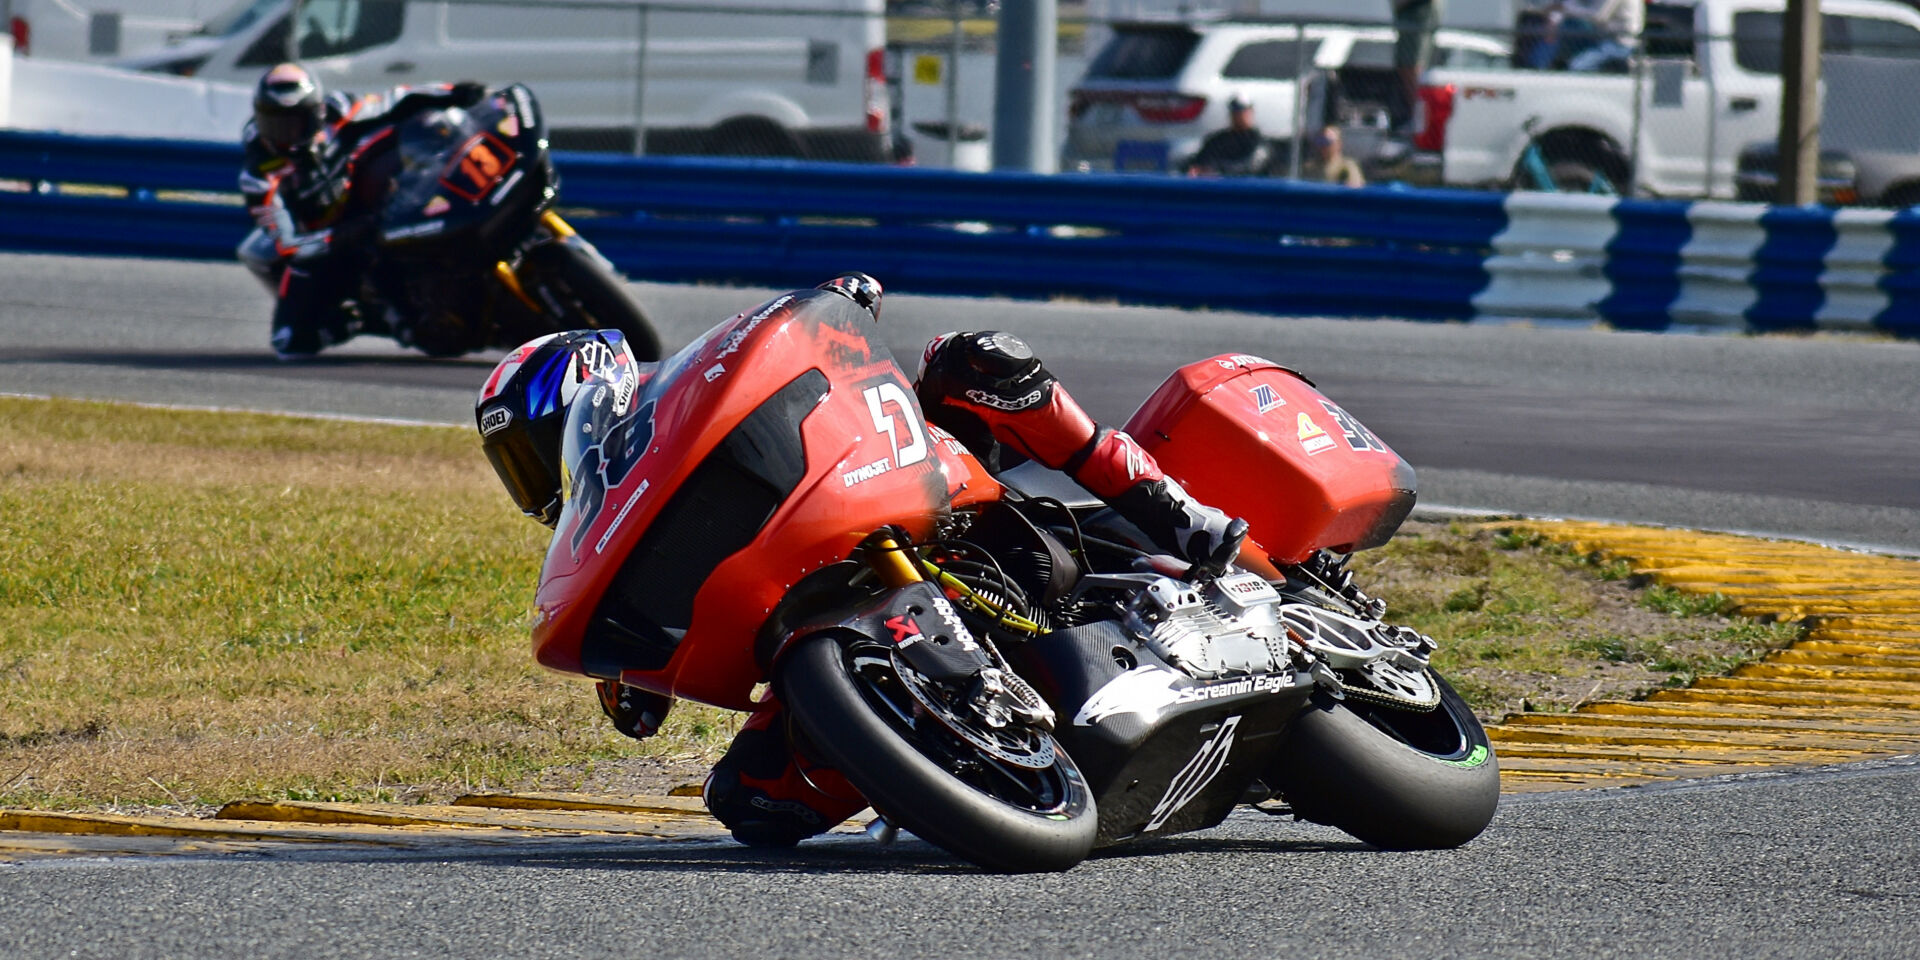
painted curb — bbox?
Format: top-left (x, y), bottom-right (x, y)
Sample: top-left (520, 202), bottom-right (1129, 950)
top-left (5, 520), bottom-right (1917, 856)
top-left (1486, 520), bottom-right (1920, 792)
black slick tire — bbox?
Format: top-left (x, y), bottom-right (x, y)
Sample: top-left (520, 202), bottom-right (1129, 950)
top-left (523, 241), bottom-right (662, 360)
top-left (777, 633), bottom-right (1097, 873)
top-left (1268, 673), bottom-right (1499, 850)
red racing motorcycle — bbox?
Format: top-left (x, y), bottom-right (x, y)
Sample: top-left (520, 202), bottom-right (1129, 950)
top-left (519, 280), bottom-right (1498, 872)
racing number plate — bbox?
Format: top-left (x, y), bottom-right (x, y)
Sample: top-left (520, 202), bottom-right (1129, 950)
top-left (439, 132), bottom-right (518, 202)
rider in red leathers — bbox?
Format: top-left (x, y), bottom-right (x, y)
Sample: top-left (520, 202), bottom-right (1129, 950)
top-left (691, 321), bottom-right (1244, 844)
top-left (477, 276), bottom-right (1245, 846)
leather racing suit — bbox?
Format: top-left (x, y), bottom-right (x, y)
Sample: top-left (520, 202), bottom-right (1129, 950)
top-left (682, 329), bottom-right (1247, 846)
top-left (237, 82), bottom-right (482, 357)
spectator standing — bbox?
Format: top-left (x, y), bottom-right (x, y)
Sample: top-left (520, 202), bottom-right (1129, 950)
top-left (1392, 0), bottom-right (1444, 129)
top-left (1303, 126), bottom-right (1367, 187)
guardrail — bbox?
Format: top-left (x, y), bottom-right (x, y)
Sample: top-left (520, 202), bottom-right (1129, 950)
top-left (0, 130), bottom-right (1912, 336)
top-left (1476, 192), bottom-right (1918, 335)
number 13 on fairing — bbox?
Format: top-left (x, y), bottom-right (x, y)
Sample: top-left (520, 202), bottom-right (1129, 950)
top-left (863, 383), bottom-right (929, 468)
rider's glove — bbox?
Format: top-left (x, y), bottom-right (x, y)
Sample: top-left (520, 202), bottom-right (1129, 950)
top-left (450, 81), bottom-right (487, 107)
top-left (1184, 516), bottom-right (1250, 582)
top-left (595, 680), bottom-right (671, 741)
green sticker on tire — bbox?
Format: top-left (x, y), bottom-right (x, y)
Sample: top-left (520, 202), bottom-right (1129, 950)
top-left (1442, 744), bottom-right (1490, 769)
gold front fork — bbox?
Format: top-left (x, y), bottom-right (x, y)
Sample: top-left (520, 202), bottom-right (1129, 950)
top-left (541, 210), bottom-right (577, 238)
top-left (868, 537), bottom-right (925, 589)
top-left (492, 211), bottom-right (577, 314)
top-left (492, 261), bottom-right (541, 313)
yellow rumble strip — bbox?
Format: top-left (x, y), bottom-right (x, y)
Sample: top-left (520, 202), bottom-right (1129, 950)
top-left (5, 520), bottom-right (1917, 857)
top-left (1486, 520), bottom-right (1920, 792)
top-left (0, 793), bottom-right (870, 861)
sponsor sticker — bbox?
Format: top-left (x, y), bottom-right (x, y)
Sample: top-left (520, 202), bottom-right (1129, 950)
top-left (1119, 433), bottom-right (1148, 480)
top-left (478, 405), bottom-right (513, 436)
top-left (1146, 716), bottom-right (1241, 832)
top-left (1250, 383), bottom-right (1285, 414)
top-left (1297, 412), bottom-right (1336, 455)
top-left (963, 387), bottom-right (1044, 412)
top-left (714, 295), bottom-right (792, 360)
top-left (928, 597), bottom-right (978, 651)
top-left (1073, 666), bottom-right (1183, 726)
top-left (593, 479), bottom-right (650, 555)
top-left (488, 168), bottom-right (525, 206)
top-left (511, 86), bottom-right (537, 128)
top-left (383, 220), bottom-right (446, 241)
top-left (1217, 572), bottom-right (1278, 602)
top-left (1216, 353), bottom-right (1272, 371)
top-left (841, 456), bottom-right (892, 487)
top-left (703, 364), bottom-right (726, 383)
top-left (1171, 673), bottom-right (1293, 705)
top-left (885, 614), bottom-right (924, 647)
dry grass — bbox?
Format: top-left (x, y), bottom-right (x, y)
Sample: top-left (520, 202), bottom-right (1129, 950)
top-left (0, 397), bottom-right (1798, 815)
top-left (1352, 521), bottom-right (1802, 721)
top-left (0, 397), bottom-right (731, 813)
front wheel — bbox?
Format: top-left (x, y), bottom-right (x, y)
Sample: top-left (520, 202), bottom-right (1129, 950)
top-left (777, 632), bottom-right (1097, 873)
top-left (1266, 672), bottom-right (1499, 850)
top-left (520, 241), bottom-right (663, 360)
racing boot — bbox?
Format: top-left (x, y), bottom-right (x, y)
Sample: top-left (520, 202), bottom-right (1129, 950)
top-left (270, 260), bottom-right (354, 360)
top-left (703, 700), bottom-right (867, 848)
top-left (916, 330), bottom-right (1247, 572)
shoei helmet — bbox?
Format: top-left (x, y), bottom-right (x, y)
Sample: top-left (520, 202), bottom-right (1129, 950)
top-left (253, 62), bottom-right (326, 151)
top-left (476, 329), bottom-right (640, 526)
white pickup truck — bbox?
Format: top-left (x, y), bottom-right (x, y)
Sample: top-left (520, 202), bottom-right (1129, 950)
top-left (1413, 0), bottom-right (1920, 198)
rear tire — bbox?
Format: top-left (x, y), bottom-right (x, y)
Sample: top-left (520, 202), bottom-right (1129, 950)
top-left (777, 633), bottom-right (1097, 873)
top-left (521, 242), bottom-right (663, 360)
top-left (1267, 673), bottom-right (1499, 850)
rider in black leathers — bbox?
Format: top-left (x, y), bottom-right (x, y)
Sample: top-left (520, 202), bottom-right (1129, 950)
top-left (237, 62), bottom-right (485, 359)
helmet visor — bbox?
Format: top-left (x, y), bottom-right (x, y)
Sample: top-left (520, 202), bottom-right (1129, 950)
top-left (482, 428), bottom-right (562, 525)
top-left (256, 109), bottom-right (317, 150)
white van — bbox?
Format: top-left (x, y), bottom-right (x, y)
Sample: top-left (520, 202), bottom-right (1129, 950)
top-left (118, 0), bottom-right (890, 160)
top-left (5, 0), bottom-right (223, 62)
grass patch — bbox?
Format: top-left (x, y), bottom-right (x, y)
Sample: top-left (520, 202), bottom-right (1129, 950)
top-left (1352, 522), bottom-right (1803, 719)
top-left (0, 398), bottom-right (1804, 812)
top-left (0, 397), bottom-right (736, 813)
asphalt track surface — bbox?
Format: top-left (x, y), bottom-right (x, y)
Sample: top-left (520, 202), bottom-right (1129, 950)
top-left (4, 252), bottom-right (1920, 958)
top-left (3, 252), bottom-right (1918, 553)
top-left (3, 758), bottom-right (1918, 960)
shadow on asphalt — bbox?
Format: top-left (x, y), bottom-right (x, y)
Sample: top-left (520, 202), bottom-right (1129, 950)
top-left (250, 829), bottom-right (1379, 877)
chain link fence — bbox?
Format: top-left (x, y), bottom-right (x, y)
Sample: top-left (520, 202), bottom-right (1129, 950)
top-left (1044, 3), bottom-right (1920, 206)
top-left (246, 0), bottom-right (892, 159)
top-left (192, 0), bottom-right (1920, 204)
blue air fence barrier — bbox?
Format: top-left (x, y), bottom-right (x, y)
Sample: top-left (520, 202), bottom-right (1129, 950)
top-left (1597, 199), bottom-right (1693, 331)
top-left (1878, 208), bottom-right (1920, 337)
top-left (0, 129), bottom-right (1914, 334)
top-left (0, 129), bottom-right (1504, 321)
top-left (1478, 190), bottom-right (1915, 336)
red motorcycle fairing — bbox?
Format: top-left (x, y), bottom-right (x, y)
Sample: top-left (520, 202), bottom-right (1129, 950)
top-left (532, 289), bottom-right (1000, 710)
top-left (1124, 354), bottom-right (1417, 565)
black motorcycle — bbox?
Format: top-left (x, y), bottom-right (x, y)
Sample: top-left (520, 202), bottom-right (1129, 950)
top-left (247, 83), bottom-right (660, 360)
